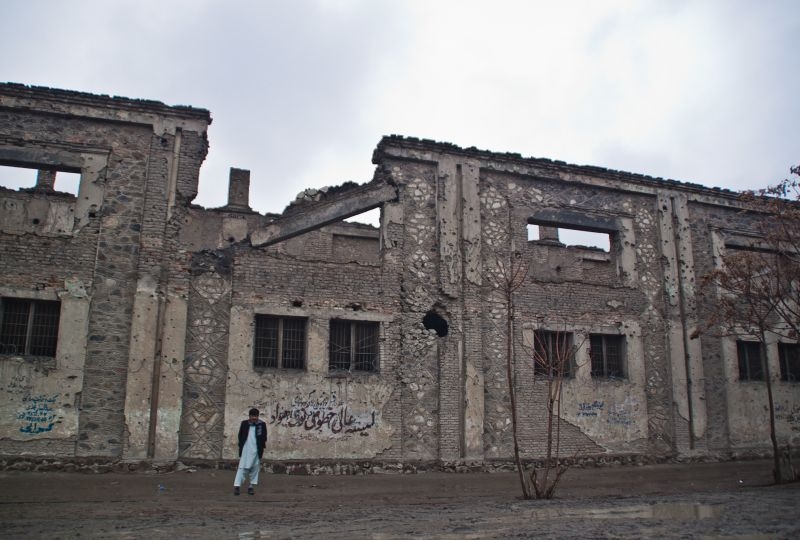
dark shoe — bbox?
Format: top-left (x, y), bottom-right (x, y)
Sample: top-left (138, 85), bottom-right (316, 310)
top-left (247, 486), bottom-right (255, 495)
top-left (233, 486), bottom-right (240, 496)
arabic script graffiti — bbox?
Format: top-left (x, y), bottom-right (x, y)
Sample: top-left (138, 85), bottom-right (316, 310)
top-left (269, 391), bottom-right (376, 436)
top-left (17, 394), bottom-right (58, 434)
top-left (577, 400), bottom-right (604, 418)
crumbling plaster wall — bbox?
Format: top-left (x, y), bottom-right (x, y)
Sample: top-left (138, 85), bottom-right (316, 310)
top-left (0, 284), bottom-right (89, 455)
top-left (0, 84), bottom-right (210, 460)
top-left (218, 241), bottom-right (402, 461)
top-left (478, 170), bottom-right (665, 458)
top-left (692, 210), bottom-right (800, 452)
top-left (4, 85), bottom-right (798, 466)
top-left (373, 136), bottom-right (782, 462)
top-left (175, 199), bottom-right (401, 461)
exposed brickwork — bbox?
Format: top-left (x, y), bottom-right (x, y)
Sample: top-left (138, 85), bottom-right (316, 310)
top-left (2, 84), bottom-right (797, 470)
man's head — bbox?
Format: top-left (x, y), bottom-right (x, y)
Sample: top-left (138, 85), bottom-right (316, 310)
top-left (248, 408), bottom-right (259, 423)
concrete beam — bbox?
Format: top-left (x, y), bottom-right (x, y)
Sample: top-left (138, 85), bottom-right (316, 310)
top-left (528, 208), bottom-right (620, 233)
top-left (251, 182), bottom-right (397, 248)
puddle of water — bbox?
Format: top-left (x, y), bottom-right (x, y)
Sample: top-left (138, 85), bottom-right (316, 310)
top-left (524, 502), bottom-right (721, 521)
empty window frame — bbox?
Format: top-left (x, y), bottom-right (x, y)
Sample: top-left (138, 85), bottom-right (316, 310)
top-left (253, 315), bottom-right (306, 369)
top-left (0, 297), bottom-right (60, 357)
top-left (736, 340), bottom-right (764, 381)
top-left (533, 330), bottom-right (574, 378)
top-left (778, 343), bottom-right (800, 382)
top-left (589, 334), bottom-right (625, 378)
top-left (526, 224), bottom-right (611, 251)
top-left (329, 320), bottom-right (379, 373)
top-left (0, 164), bottom-right (80, 195)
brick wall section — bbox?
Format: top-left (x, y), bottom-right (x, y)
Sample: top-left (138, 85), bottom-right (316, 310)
top-left (0, 84), bottom-right (210, 458)
top-left (5, 88), bottom-right (798, 466)
top-left (77, 126), bottom-right (151, 456)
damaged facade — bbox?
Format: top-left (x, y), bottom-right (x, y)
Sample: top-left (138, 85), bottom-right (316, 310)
top-left (1, 83), bottom-right (798, 467)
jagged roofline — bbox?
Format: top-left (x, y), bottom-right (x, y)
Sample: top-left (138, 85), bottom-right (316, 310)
top-left (374, 134), bottom-right (741, 200)
top-left (0, 82), bottom-right (212, 123)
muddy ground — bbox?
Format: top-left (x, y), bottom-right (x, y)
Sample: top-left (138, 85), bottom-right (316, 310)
top-left (0, 459), bottom-right (798, 539)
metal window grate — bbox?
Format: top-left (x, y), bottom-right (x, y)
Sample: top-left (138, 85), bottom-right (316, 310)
top-left (254, 316), bottom-right (279, 368)
top-left (329, 320), bottom-right (353, 371)
top-left (353, 322), bottom-right (378, 371)
top-left (590, 334), bottom-right (624, 378)
top-left (779, 343), bottom-right (800, 382)
top-left (737, 341), bottom-right (764, 381)
top-left (281, 318), bottom-right (306, 369)
top-left (0, 298), bottom-right (60, 357)
top-left (254, 315), bottom-right (306, 369)
top-left (329, 320), bottom-right (379, 372)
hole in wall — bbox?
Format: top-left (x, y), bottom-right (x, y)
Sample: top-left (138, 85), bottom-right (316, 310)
top-left (423, 311), bottom-right (448, 337)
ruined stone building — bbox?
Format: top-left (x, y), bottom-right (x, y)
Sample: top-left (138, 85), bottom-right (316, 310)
top-left (1, 83), bottom-right (798, 467)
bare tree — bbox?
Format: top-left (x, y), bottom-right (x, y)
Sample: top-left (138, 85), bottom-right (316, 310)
top-left (490, 250), bottom-right (579, 499)
top-left (526, 324), bottom-right (577, 499)
top-left (696, 166), bottom-right (800, 484)
top-left (492, 250), bottom-right (531, 498)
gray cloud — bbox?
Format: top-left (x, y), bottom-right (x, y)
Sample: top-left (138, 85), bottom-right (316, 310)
top-left (1, 0), bottom-right (797, 220)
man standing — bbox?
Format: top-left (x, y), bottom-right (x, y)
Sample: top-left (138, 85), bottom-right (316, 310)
top-left (234, 408), bottom-right (267, 496)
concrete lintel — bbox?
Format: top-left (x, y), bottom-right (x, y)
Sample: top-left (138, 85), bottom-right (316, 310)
top-left (528, 208), bottom-right (620, 232)
top-left (251, 183), bottom-right (397, 248)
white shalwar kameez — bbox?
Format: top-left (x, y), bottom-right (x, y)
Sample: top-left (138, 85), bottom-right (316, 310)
top-left (234, 424), bottom-right (260, 487)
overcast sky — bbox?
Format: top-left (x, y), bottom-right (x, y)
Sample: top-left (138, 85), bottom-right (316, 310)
top-left (1, 0), bottom-right (798, 223)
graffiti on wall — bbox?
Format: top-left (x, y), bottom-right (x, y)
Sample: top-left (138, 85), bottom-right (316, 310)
top-left (576, 398), bottom-right (637, 426)
top-left (577, 400), bottom-right (604, 418)
top-left (607, 409), bottom-right (635, 426)
top-left (17, 393), bottom-right (58, 434)
top-left (269, 391), bottom-right (376, 437)
top-left (776, 404), bottom-right (800, 432)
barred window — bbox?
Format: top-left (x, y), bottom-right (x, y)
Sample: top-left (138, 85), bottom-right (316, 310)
top-left (329, 320), bottom-right (379, 373)
top-left (779, 343), bottom-right (800, 382)
top-left (0, 297), bottom-right (60, 357)
top-left (254, 315), bottom-right (306, 369)
top-left (590, 334), bottom-right (625, 379)
top-left (533, 330), bottom-right (573, 378)
top-left (737, 340), bottom-right (764, 381)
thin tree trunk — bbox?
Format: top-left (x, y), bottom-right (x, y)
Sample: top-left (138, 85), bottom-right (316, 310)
top-left (506, 287), bottom-right (530, 498)
top-left (760, 336), bottom-right (783, 483)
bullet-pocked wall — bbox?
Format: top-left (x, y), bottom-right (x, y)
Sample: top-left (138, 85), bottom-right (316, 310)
top-left (1, 85), bottom-right (798, 467)
top-left (0, 84), bottom-right (211, 459)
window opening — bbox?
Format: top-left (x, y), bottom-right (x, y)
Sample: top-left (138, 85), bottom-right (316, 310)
top-left (0, 164), bottom-right (79, 195)
top-left (736, 340), bottom-right (764, 381)
top-left (527, 222), bottom-right (610, 251)
top-left (559, 228), bottom-right (610, 251)
top-left (0, 165), bottom-right (37, 190)
top-left (589, 334), bottom-right (624, 378)
top-left (329, 320), bottom-right (379, 372)
top-left (422, 311), bottom-right (448, 337)
top-left (254, 315), bottom-right (306, 369)
top-left (533, 330), bottom-right (574, 378)
top-left (0, 298), bottom-right (60, 357)
top-left (779, 342), bottom-right (800, 382)
top-left (55, 172), bottom-right (81, 195)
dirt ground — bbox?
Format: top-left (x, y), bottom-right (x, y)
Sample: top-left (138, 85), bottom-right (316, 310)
top-left (0, 459), bottom-right (798, 539)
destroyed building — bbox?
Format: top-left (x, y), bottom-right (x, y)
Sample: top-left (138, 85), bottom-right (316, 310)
top-left (1, 83), bottom-right (798, 468)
